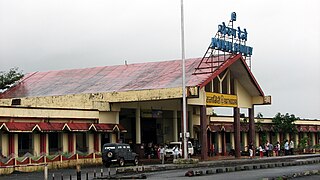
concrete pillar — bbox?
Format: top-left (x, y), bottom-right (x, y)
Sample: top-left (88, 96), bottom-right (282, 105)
top-left (173, 110), bottom-right (178, 142)
top-left (62, 133), bottom-right (68, 153)
top-left (233, 107), bottom-right (241, 158)
top-left (33, 133), bottom-right (40, 156)
top-left (111, 133), bottom-right (117, 143)
top-left (243, 132), bottom-right (248, 151)
top-left (14, 134), bottom-right (18, 157)
top-left (231, 132), bottom-right (235, 150)
top-left (276, 132), bottom-right (280, 143)
top-left (115, 111), bottom-right (120, 124)
top-left (1, 133), bottom-right (8, 157)
top-left (46, 134), bottom-right (49, 154)
top-left (222, 132), bottom-right (227, 155)
top-left (255, 133), bottom-right (260, 147)
top-left (285, 133), bottom-right (290, 141)
top-left (98, 134), bottom-right (102, 152)
top-left (311, 133), bottom-right (316, 146)
top-left (88, 133), bottom-right (94, 154)
top-left (248, 107), bottom-right (255, 145)
top-left (217, 133), bottom-right (222, 154)
top-left (200, 105), bottom-right (208, 160)
top-left (188, 109), bottom-right (194, 139)
top-left (136, 108), bottom-right (141, 144)
top-left (295, 133), bottom-right (299, 147)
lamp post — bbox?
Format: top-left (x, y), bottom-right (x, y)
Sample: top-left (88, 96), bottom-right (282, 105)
top-left (180, 0), bottom-right (188, 159)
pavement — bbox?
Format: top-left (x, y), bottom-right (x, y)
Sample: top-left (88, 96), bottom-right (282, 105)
top-left (109, 154), bottom-right (320, 179)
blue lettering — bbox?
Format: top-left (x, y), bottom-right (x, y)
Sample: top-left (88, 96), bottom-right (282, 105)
top-left (226, 41), bottom-right (233, 52)
top-left (231, 12), bottom-right (236, 21)
top-left (233, 43), bottom-right (239, 53)
top-left (248, 47), bottom-right (253, 56)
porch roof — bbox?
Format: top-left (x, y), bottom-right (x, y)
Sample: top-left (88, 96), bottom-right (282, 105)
top-left (0, 122), bottom-right (126, 133)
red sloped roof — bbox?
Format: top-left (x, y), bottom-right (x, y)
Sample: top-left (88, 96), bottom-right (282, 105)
top-left (63, 123), bottom-right (91, 132)
top-left (0, 122), bottom-right (127, 132)
top-left (0, 55), bottom-right (264, 99)
top-left (0, 122), bottom-right (39, 132)
top-left (37, 122), bottom-right (65, 132)
top-left (91, 123), bottom-right (114, 132)
top-left (91, 123), bottom-right (127, 133)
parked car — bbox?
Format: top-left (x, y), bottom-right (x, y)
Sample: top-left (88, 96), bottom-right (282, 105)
top-left (102, 143), bottom-right (139, 167)
top-left (165, 141), bottom-right (194, 158)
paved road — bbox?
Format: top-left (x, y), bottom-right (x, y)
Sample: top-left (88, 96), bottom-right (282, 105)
top-left (0, 165), bottom-right (116, 180)
top-left (144, 164), bottom-right (320, 179)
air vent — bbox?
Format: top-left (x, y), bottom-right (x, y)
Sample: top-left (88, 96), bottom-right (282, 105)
top-left (11, 99), bottom-right (21, 106)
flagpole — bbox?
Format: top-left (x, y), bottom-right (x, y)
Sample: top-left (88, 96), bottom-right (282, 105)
top-left (180, 0), bottom-right (188, 159)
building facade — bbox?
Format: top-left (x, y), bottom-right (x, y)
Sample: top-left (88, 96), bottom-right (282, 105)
top-left (0, 54), bottom-right (319, 161)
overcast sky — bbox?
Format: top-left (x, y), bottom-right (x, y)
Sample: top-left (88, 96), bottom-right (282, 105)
top-left (0, 0), bottom-right (319, 119)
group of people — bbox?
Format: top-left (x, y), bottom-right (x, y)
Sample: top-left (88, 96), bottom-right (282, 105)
top-left (145, 143), bottom-right (181, 164)
top-left (248, 139), bottom-right (295, 159)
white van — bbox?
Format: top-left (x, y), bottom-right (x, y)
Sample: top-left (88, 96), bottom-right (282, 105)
top-left (165, 141), bottom-right (194, 158)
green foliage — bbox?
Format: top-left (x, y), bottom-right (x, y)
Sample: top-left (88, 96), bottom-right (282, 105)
top-left (298, 136), bottom-right (308, 150)
top-left (0, 67), bottom-right (24, 90)
top-left (272, 112), bottom-right (299, 134)
top-left (260, 131), bottom-right (267, 144)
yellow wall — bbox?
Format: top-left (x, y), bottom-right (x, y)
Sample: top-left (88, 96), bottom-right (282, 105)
top-left (88, 133), bottom-right (94, 154)
top-left (0, 106), bottom-right (99, 120)
top-left (0, 88), bottom-right (183, 110)
top-left (14, 134), bottom-right (18, 157)
top-left (62, 133), bottom-right (68, 153)
top-left (33, 134), bottom-right (40, 156)
top-left (235, 80), bottom-right (252, 108)
top-left (1, 133), bottom-right (8, 156)
top-left (99, 111), bottom-right (119, 124)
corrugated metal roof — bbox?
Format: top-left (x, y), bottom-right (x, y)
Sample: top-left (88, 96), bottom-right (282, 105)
top-left (0, 55), bottom-right (264, 98)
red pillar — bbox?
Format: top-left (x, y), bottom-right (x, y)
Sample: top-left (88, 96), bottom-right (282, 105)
top-left (40, 134), bottom-right (47, 153)
top-left (68, 133), bottom-right (74, 153)
top-left (200, 105), bottom-right (208, 160)
top-left (234, 107), bottom-right (241, 158)
top-left (94, 133), bottom-right (99, 152)
top-left (248, 107), bottom-right (255, 145)
top-left (8, 133), bottom-right (15, 155)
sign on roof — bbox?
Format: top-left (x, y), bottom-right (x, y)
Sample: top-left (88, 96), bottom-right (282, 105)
top-left (211, 12), bottom-right (253, 57)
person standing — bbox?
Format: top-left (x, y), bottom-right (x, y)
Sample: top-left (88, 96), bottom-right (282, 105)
top-left (248, 142), bottom-right (254, 159)
top-left (274, 141), bottom-right (280, 156)
top-left (265, 141), bottom-right (270, 157)
top-left (284, 140), bottom-right (289, 155)
top-left (259, 145), bottom-right (264, 158)
top-left (159, 145), bottom-right (165, 164)
top-left (289, 140), bottom-right (294, 155)
top-left (268, 142), bottom-right (274, 157)
top-left (173, 145), bottom-right (179, 159)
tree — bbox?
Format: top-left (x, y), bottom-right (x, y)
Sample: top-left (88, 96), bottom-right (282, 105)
top-left (272, 112), bottom-right (299, 135)
top-left (0, 68), bottom-right (24, 90)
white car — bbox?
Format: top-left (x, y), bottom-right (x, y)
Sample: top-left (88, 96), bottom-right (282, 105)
top-left (165, 141), bottom-right (194, 158)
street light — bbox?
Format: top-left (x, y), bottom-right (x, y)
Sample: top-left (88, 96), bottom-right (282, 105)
top-left (180, 0), bottom-right (188, 159)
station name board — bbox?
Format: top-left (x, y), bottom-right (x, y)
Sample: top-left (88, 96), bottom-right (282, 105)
top-left (206, 92), bottom-right (237, 107)
top-left (211, 12), bottom-right (253, 56)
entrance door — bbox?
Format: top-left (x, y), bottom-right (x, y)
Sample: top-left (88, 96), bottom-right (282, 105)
top-left (141, 118), bottom-right (157, 144)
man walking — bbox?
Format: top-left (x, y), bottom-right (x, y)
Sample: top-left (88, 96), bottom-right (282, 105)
top-left (159, 145), bottom-right (165, 164)
top-left (289, 140), bottom-right (294, 155)
top-left (284, 140), bottom-right (289, 155)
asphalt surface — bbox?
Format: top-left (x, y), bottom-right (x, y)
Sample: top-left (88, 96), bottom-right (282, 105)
top-left (0, 154), bottom-right (319, 179)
